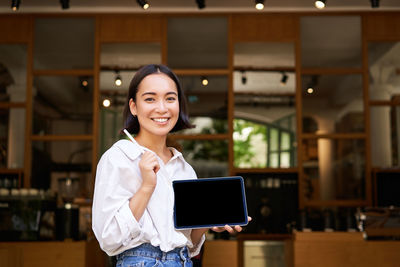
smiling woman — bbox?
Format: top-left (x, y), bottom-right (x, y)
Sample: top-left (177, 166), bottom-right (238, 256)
top-left (92, 64), bottom-right (247, 267)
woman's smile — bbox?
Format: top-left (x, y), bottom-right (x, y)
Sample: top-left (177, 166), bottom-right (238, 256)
top-left (130, 73), bottom-right (180, 137)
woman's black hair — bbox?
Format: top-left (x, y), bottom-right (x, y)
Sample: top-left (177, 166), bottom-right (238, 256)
top-left (122, 64), bottom-right (194, 134)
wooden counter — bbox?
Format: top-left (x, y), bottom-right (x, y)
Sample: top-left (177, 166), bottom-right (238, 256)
top-left (294, 232), bottom-right (400, 267)
top-left (0, 240), bottom-right (106, 267)
top-left (202, 240), bottom-right (238, 267)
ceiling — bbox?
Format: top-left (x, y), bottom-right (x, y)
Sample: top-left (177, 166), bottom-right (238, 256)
top-left (1, 4), bottom-right (400, 125)
top-left (1, 0), bottom-right (400, 13)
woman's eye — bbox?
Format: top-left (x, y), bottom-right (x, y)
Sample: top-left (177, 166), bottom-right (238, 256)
top-left (144, 98), bottom-right (155, 102)
top-left (166, 97), bottom-right (176, 102)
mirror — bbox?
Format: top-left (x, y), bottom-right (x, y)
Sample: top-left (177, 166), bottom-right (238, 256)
top-left (233, 42), bottom-right (296, 168)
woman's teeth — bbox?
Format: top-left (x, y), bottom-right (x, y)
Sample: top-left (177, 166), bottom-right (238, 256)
top-left (153, 118), bottom-right (168, 123)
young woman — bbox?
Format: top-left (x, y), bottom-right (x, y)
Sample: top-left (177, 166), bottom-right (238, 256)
top-left (92, 64), bottom-right (246, 267)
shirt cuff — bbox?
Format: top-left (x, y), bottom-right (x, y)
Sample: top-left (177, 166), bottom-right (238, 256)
top-left (115, 201), bottom-right (142, 246)
top-left (189, 233), bottom-right (206, 257)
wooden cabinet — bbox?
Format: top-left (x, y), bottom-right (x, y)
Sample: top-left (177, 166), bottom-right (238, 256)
top-left (294, 232), bottom-right (400, 267)
top-left (0, 240), bottom-right (106, 267)
top-left (202, 240), bottom-right (238, 267)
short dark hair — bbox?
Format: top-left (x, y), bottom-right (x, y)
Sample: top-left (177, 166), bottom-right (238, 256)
top-left (122, 64), bottom-right (194, 134)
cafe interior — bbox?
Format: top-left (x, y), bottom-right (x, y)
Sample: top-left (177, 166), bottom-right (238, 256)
top-left (0, 0), bottom-right (400, 266)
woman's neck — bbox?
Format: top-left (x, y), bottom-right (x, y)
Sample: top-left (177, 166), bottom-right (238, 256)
top-left (134, 133), bottom-right (168, 155)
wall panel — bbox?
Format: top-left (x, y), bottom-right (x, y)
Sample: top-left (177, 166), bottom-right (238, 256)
top-left (99, 15), bottom-right (163, 43)
top-left (231, 14), bottom-right (297, 42)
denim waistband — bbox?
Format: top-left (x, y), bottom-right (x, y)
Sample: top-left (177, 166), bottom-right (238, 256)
top-left (117, 243), bottom-right (190, 262)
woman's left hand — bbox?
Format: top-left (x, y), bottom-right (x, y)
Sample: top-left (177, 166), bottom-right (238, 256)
top-left (211, 216), bottom-right (252, 234)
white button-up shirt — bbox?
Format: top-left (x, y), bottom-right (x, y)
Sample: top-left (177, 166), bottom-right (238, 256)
top-left (92, 139), bottom-right (205, 257)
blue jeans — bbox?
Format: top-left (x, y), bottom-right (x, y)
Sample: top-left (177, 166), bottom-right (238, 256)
top-left (116, 243), bottom-right (193, 267)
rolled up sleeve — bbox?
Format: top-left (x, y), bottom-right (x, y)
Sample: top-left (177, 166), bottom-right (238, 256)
top-left (92, 150), bottom-right (142, 256)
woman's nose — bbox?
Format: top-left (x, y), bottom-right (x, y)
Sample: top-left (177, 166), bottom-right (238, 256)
top-left (155, 100), bottom-right (167, 112)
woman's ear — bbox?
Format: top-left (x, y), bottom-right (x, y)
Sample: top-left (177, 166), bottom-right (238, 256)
top-left (129, 98), bottom-right (137, 116)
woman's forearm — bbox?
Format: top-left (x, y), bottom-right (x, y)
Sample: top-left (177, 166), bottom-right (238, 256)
top-left (191, 228), bottom-right (208, 246)
top-left (128, 185), bottom-right (155, 221)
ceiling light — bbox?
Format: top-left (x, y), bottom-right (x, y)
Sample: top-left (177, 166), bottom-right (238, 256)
top-left (315, 0), bottom-right (326, 9)
top-left (370, 0), bottom-right (379, 8)
top-left (103, 99), bottom-right (111, 108)
top-left (255, 0), bottom-right (264, 10)
top-left (241, 71), bottom-right (247, 85)
top-left (307, 75), bottom-right (318, 94)
top-left (80, 76), bottom-right (89, 90)
top-left (201, 76), bottom-right (208, 86)
top-left (196, 0), bottom-right (205, 9)
top-left (280, 72), bottom-right (288, 85)
top-left (115, 71), bottom-right (122, 87)
top-left (59, 0), bottom-right (69, 9)
top-left (137, 0), bottom-right (150, 10)
top-left (11, 0), bottom-right (20, 11)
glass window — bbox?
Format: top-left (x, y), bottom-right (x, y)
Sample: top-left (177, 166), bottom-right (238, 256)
top-left (34, 18), bottom-right (95, 70)
top-left (302, 138), bottom-right (366, 201)
top-left (370, 106), bottom-right (400, 168)
top-left (167, 17), bottom-right (228, 69)
top-left (302, 74), bottom-right (364, 134)
top-left (368, 42), bottom-right (400, 101)
top-left (179, 75), bottom-right (228, 134)
top-left (233, 119), bottom-right (296, 168)
top-left (234, 43), bottom-right (295, 68)
top-left (234, 42), bottom-right (296, 168)
top-left (31, 141), bottom-right (92, 192)
top-left (301, 16), bottom-right (362, 68)
top-left (233, 119), bottom-right (267, 168)
top-left (101, 43), bottom-right (161, 69)
top-left (33, 76), bottom-right (93, 135)
top-left (0, 44), bottom-right (27, 102)
top-left (176, 139), bottom-right (228, 178)
top-left (99, 43), bottom-right (161, 155)
top-left (0, 107), bottom-right (25, 169)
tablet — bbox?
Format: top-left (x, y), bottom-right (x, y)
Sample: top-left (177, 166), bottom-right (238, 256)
top-left (172, 176), bottom-right (248, 229)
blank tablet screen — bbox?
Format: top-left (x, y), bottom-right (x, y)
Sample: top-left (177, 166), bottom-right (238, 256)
top-left (173, 176), bottom-right (248, 229)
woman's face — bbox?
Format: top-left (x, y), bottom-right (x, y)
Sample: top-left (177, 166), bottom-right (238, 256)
top-left (129, 73), bottom-right (180, 138)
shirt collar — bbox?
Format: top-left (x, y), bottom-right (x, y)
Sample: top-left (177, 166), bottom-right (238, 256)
top-left (113, 138), bottom-right (184, 162)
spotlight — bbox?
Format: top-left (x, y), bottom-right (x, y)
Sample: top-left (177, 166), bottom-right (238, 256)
top-left (137, 0), bottom-right (150, 10)
top-left (80, 76), bottom-right (89, 90)
top-left (241, 71), bottom-right (247, 85)
top-left (59, 0), bottom-right (69, 10)
top-left (370, 0), bottom-right (379, 8)
top-left (196, 0), bottom-right (205, 9)
top-left (115, 71), bottom-right (122, 87)
top-left (103, 99), bottom-right (111, 108)
top-left (280, 72), bottom-right (288, 85)
top-left (255, 0), bottom-right (264, 10)
top-left (201, 76), bottom-right (208, 86)
top-left (306, 75), bottom-right (318, 94)
top-left (315, 0), bottom-right (326, 9)
top-left (11, 0), bottom-right (20, 11)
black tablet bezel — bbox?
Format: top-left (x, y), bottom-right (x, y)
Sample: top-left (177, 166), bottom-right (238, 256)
top-left (172, 176), bottom-right (248, 229)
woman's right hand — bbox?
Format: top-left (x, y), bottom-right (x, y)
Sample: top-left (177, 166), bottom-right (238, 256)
top-left (138, 151), bottom-right (160, 191)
